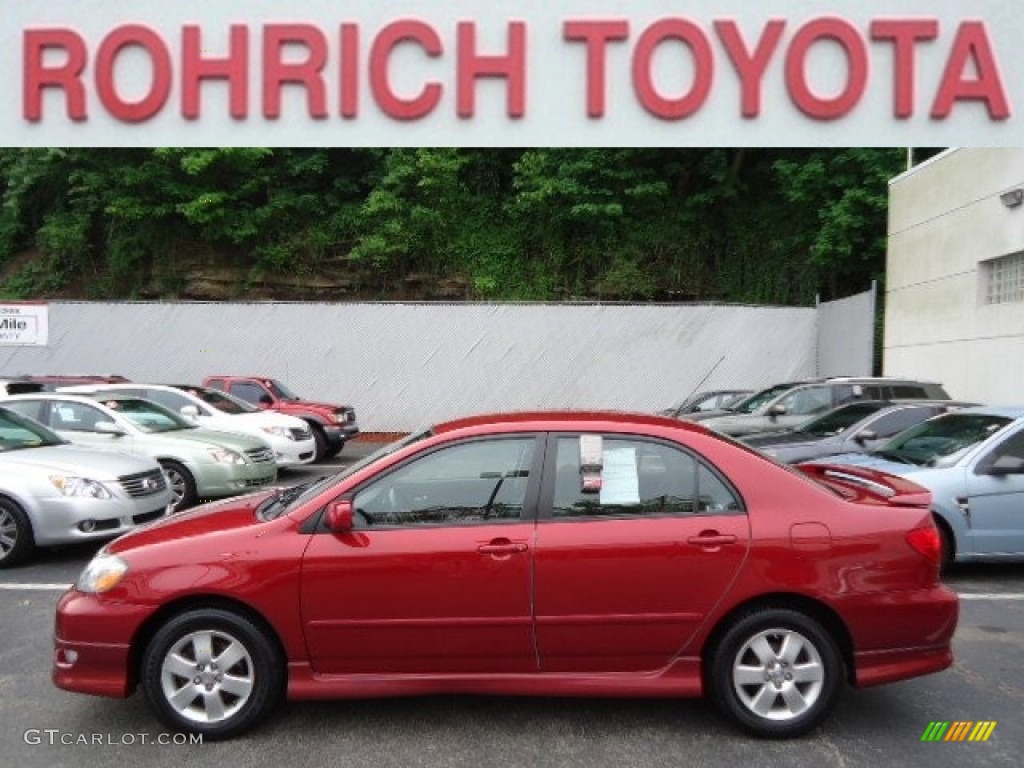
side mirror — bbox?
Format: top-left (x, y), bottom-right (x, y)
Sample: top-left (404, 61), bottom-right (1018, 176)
top-left (180, 405), bottom-right (200, 420)
top-left (258, 394), bottom-right (274, 407)
top-left (768, 404), bottom-right (787, 418)
top-left (94, 421), bottom-right (126, 437)
top-left (854, 429), bottom-right (878, 445)
top-left (325, 499), bottom-right (354, 532)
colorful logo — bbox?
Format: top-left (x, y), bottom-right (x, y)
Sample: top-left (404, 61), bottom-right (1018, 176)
top-left (921, 721), bottom-right (997, 742)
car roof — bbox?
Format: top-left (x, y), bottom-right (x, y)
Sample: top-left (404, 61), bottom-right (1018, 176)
top-left (432, 410), bottom-right (714, 436)
top-left (944, 405), bottom-right (1024, 419)
top-left (2, 392), bottom-right (141, 404)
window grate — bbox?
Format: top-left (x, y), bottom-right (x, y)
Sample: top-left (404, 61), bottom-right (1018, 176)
top-left (986, 252), bottom-right (1024, 305)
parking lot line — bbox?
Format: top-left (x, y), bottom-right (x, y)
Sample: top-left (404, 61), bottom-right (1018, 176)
top-left (0, 583), bottom-right (71, 591)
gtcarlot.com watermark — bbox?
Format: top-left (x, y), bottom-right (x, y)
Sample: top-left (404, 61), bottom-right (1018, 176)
top-left (24, 729), bottom-right (202, 746)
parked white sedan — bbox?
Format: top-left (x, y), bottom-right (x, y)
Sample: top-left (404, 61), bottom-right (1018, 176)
top-left (59, 384), bottom-right (317, 468)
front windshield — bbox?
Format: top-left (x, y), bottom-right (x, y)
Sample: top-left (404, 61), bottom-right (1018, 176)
top-left (0, 408), bottom-right (65, 451)
top-left (258, 428), bottom-right (435, 520)
top-left (797, 402), bottom-right (888, 437)
top-left (99, 398), bottom-right (195, 433)
top-left (731, 384), bottom-right (798, 414)
top-left (177, 386), bottom-right (257, 415)
top-left (872, 413), bottom-right (1012, 467)
top-left (266, 379), bottom-right (300, 401)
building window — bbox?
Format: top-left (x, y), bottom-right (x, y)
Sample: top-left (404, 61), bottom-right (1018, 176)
top-left (985, 252), bottom-right (1024, 305)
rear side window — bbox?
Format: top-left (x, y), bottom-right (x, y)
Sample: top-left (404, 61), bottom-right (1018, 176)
top-left (891, 385), bottom-right (927, 399)
top-left (551, 436), bottom-right (741, 518)
top-left (206, 378), bottom-right (226, 391)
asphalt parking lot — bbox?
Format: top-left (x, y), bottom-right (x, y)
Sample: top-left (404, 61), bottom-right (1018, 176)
top-left (1, 444), bottom-right (1022, 768)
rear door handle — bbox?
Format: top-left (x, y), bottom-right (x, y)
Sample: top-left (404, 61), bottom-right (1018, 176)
top-left (687, 533), bottom-right (737, 548)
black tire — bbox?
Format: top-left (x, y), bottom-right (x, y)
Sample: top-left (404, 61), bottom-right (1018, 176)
top-left (322, 444), bottom-right (343, 460)
top-left (140, 608), bottom-right (284, 740)
top-left (310, 425), bottom-right (329, 462)
top-left (0, 498), bottom-right (35, 568)
top-left (936, 519), bottom-right (955, 571)
top-left (708, 608), bottom-right (843, 738)
top-left (160, 460), bottom-right (198, 511)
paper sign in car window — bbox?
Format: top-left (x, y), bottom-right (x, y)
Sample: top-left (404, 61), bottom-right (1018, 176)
top-left (599, 447), bottom-right (640, 505)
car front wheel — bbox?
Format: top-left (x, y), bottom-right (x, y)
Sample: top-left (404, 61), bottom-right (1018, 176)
top-left (709, 608), bottom-right (843, 738)
top-left (140, 608), bottom-right (284, 740)
top-left (0, 498), bottom-right (34, 568)
top-left (159, 460), bottom-right (197, 511)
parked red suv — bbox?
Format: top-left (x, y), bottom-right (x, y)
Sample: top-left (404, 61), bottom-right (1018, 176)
top-left (203, 376), bottom-right (358, 460)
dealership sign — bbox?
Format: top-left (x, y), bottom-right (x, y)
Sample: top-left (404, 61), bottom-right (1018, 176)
top-left (0, 303), bottom-right (49, 346)
top-left (3, 0), bottom-right (1021, 146)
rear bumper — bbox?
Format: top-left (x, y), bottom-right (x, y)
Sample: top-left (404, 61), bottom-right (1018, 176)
top-left (845, 584), bottom-right (959, 687)
top-left (855, 645), bottom-right (953, 688)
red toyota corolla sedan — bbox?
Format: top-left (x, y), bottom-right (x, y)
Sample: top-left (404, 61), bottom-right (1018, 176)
top-left (53, 412), bottom-right (958, 740)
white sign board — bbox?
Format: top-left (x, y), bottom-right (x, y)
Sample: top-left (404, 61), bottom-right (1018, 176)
top-left (2, 1), bottom-right (1022, 146)
top-left (0, 304), bottom-right (49, 346)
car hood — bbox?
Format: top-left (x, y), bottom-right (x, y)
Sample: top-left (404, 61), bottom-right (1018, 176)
top-left (277, 399), bottom-right (349, 412)
top-left (230, 411), bottom-right (309, 429)
top-left (158, 426), bottom-right (271, 452)
top-left (107, 491), bottom-right (276, 553)
top-left (0, 443), bottom-right (157, 479)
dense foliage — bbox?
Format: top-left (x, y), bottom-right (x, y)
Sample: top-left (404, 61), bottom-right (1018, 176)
top-left (0, 148), bottom-right (920, 303)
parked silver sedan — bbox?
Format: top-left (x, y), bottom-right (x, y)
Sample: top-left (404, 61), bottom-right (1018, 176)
top-left (0, 405), bottom-right (172, 567)
top-left (0, 393), bottom-right (277, 511)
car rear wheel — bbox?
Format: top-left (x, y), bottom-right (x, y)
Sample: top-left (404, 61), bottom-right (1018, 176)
top-left (141, 608), bottom-right (284, 740)
top-left (709, 608), bottom-right (842, 738)
top-left (0, 498), bottom-right (34, 568)
top-left (160, 460), bottom-right (197, 511)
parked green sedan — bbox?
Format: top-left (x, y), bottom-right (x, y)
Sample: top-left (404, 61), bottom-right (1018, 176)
top-left (0, 393), bottom-right (277, 510)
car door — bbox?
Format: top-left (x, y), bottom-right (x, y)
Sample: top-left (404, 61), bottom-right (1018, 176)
top-left (300, 435), bottom-right (541, 675)
top-left (963, 427), bottom-right (1024, 556)
top-left (532, 434), bottom-right (751, 673)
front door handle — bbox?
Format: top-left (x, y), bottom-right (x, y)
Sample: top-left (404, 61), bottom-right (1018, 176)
top-left (687, 533), bottom-right (737, 548)
top-left (477, 539), bottom-right (529, 556)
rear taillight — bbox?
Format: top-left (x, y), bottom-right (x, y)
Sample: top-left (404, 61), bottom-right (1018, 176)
top-left (906, 526), bottom-right (942, 563)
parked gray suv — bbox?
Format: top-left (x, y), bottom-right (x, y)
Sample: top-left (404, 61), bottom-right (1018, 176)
top-left (689, 377), bottom-right (951, 437)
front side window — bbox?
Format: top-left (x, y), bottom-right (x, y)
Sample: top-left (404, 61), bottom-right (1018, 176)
top-left (551, 436), bottom-right (741, 519)
top-left (353, 437), bottom-right (536, 526)
top-left (976, 429), bottom-right (1024, 474)
top-left (47, 401), bottom-right (110, 433)
top-left (231, 381), bottom-right (272, 405)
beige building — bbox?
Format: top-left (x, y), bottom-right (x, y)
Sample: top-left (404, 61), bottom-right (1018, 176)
top-left (885, 148), bottom-right (1024, 404)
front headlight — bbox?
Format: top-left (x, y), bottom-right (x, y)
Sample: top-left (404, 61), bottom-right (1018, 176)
top-left (260, 426), bottom-right (291, 439)
top-left (50, 476), bottom-right (113, 499)
top-left (76, 554), bottom-right (128, 593)
top-left (207, 447), bottom-right (246, 465)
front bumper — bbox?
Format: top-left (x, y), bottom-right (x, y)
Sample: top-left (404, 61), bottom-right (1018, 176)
top-left (29, 494), bottom-right (173, 548)
top-left (192, 460), bottom-right (278, 499)
top-left (52, 590), bottom-right (152, 698)
top-left (322, 423), bottom-right (360, 448)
